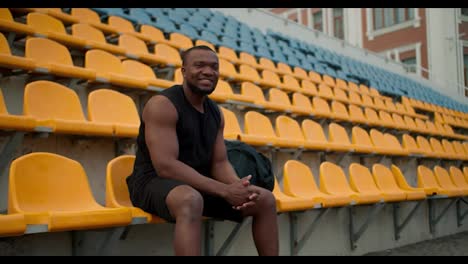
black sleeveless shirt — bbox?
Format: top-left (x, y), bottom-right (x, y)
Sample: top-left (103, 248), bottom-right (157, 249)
top-left (127, 85), bottom-right (221, 190)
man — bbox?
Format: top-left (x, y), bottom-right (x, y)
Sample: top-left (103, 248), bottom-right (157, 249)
top-left (126, 46), bottom-right (279, 256)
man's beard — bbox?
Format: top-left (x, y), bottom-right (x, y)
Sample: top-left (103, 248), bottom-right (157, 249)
top-left (187, 81), bottom-right (216, 96)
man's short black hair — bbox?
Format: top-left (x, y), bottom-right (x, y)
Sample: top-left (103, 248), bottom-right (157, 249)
top-left (181, 45), bottom-right (217, 66)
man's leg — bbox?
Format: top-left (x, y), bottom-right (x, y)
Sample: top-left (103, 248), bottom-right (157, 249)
top-left (242, 188), bottom-right (279, 256)
top-left (166, 185), bottom-right (204, 256)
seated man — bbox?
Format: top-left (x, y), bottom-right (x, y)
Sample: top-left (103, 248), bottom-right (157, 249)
top-left (126, 45), bottom-right (279, 256)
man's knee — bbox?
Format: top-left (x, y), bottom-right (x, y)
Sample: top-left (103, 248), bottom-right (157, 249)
top-left (166, 185), bottom-right (204, 219)
top-left (259, 189), bottom-right (276, 211)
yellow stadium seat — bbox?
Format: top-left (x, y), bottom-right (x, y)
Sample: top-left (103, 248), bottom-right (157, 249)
top-left (441, 139), bottom-right (466, 160)
top-left (369, 129), bottom-right (408, 156)
top-left (218, 46), bottom-right (241, 64)
top-left (0, 32), bottom-right (38, 71)
top-left (26, 38), bottom-right (97, 80)
top-left (284, 160), bottom-right (353, 207)
top-left (0, 88), bottom-right (36, 131)
top-left (239, 64), bottom-right (262, 84)
top-left (372, 164), bottom-right (425, 201)
top-left (320, 162), bottom-right (382, 205)
top-left (275, 115), bottom-right (314, 149)
top-left (351, 126), bottom-right (376, 154)
top-left (281, 75), bottom-right (302, 93)
top-left (391, 165), bottom-right (428, 197)
top-left (452, 141), bottom-right (467, 159)
top-left (322, 75), bottom-right (335, 87)
top-left (70, 8), bottom-right (120, 35)
top-left (333, 88), bottom-right (349, 103)
top-left (87, 89), bottom-right (140, 138)
top-left (416, 136), bottom-right (439, 159)
top-left (292, 66), bottom-right (309, 81)
top-left (258, 57), bottom-right (277, 72)
top-left (195, 39), bottom-right (215, 51)
top-left (242, 111), bottom-right (286, 148)
top-left (0, 8), bottom-right (36, 35)
top-left (0, 213), bottom-right (26, 237)
top-left (348, 104), bottom-right (367, 124)
top-left (272, 178), bottom-right (320, 212)
top-left (379, 110), bottom-right (404, 130)
top-left (268, 88), bottom-right (311, 116)
top-left (430, 137), bottom-right (454, 159)
top-left (308, 70), bottom-right (322, 84)
top-left (449, 167), bottom-right (468, 191)
top-left (239, 52), bottom-right (259, 68)
top-left (301, 119), bottom-right (338, 152)
top-left (317, 83), bottom-right (335, 101)
top-left (106, 155), bottom-right (164, 223)
top-left (291, 92), bottom-right (314, 116)
top-left (118, 34), bottom-right (168, 66)
top-left (349, 163), bottom-right (403, 202)
top-left (401, 134), bottom-right (427, 156)
top-left (85, 49), bottom-right (148, 89)
top-left (330, 101), bottom-right (351, 122)
top-left (417, 165), bottom-right (454, 197)
top-left (107, 15), bottom-right (153, 44)
top-left (335, 78), bottom-right (348, 90)
top-left (140, 24), bottom-right (172, 46)
top-left (26, 12), bottom-right (87, 49)
top-left (168, 32), bottom-right (193, 51)
top-left (71, 23), bottom-right (126, 55)
top-left (433, 166), bottom-right (467, 196)
top-left (276, 62), bottom-right (293, 76)
top-left (300, 79), bottom-right (318, 97)
top-left (24, 80), bottom-right (114, 136)
top-left (348, 91), bottom-right (363, 106)
top-left (364, 107), bottom-right (387, 127)
top-left (219, 106), bottom-right (242, 140)
top-left (240, 82), bottom-right (289, 112)
top-left (122, 59), bottom-right (175, 90)
top-left (327, 122), bottom-right (355, 152)
top-left (8, 152), bottom-right (132, 231)
top-left (312, 97), bottom-right (334, 119)
top-left (208, 79), bottom-right (255, 104)
top-left (153, 43), bottom-right (182, 68)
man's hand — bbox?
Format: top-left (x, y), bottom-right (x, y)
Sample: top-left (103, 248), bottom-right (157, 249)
top-left (233, 179), bottom-right (261, 211)
top-left (223, 175), bottom-right (258, 208)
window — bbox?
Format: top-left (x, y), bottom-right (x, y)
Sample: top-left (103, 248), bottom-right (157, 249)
top-left (464, 54), bottom-right (468, 88)
top-left (373, 8), bottom-right (415, 30)
top-left (333, 8), bottom-right (344, 39)
top-left (462, 8), bottom-right (468, 16)
top-left (402, 57), bottom-right (417, 73)
top-left (313, 10), bottom-right (323, 31)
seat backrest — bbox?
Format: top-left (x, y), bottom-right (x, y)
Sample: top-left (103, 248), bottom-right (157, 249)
top-left (72, 23), bottom-right (106, 43)
top-left (302, 119), bottom-right (328, 143)
top-left (301, 80), bottom-right (317, 95)
top-left (262, 70), bottom-right (282, 86)
top-left (283, 160), bottom-right (320, 197)
top-left (414, 118), bottom-right (428, 131)
top-left (275, 115), bottom-right (305, 141)
top-left (449, 166), bottom-right (468, 188)
top-left (239, 64), bottom-right (261, 82)
top-left (169, 32), bottom-right (193, 50)
top-left (27, 12), bottom-right (67, 34)
top-left (402, 134), bottom-right (419, 152)
top-left (335, 78), bottom-right (348, 90)
top-left (328, 122), bottom-right (351, 145)
top-left (71, 8), bottom-right (101, 23)
top-left (322, 75), bottom-right (335, 87)
top-left (218, 46), bottom-right (238, 61)
top-left (348, 91), bottom-right (362, 105)
top-left (258, 57), bottom-right (277, 71)
top-left (349, 163), bottom-right (380, 193)
top-left (283, 75), bottom-right (301, 89)
top-left (26, 38), bottom-right (74, 66)
top-left (9, 152), bottom-right (100, 213)
top-left (277, 62), bottom-right (293, 75)
top-left (416, 136), bottom-right (433, 152)
top-left (364, 107), bottom-right (380, 123)
top-left (239, 52), bottom-right (258, 66)
top-left (106, 155), bottom-right (136, 208)
top-left (433, 166), bottom-right (458, 189)
top-left (384, 133), bottom-right (404, 150)
top-left (331, 101), bottom-right (349, 117)
top-left (220, 106), bottom-right (243, 137)
top-left (0, 32), bottom-right (12, 55)
top-left (24, 80), bottom-right (85, 121)
top-left (379, 110), bottom-right (394, 124)
top-left (108, 15), bottom-right (135, 33)
top-left (452, 141), bottom-right (467, 156)
top-left (268, 88), bottom-right (291, 106)
top-left (308, 70), bottom-right (322, 84)
top-left (359, 84), bottom-right (370, 94)
top-left (312, 97), bottom-right (331, 113)
top-left (140, 24), bottom-right (166, 42)
top-left (441, 139), bottom-right (457, 156)
top-left (417, 165), bottom-right (440, 190)
top-left (348, 104), bottom-right (365, 120)
top-left (369, 129), bottom-right (386, 148)
top-left (0, 8), bottom-right (14, 21)
top-left (85, 49), bottom-right (123, 74)
top-left (429, 137), bottom-right (445, 153)
top-left (373, 97), bottom-right (386, 109)
top-left (195, 39), bottom-right (215, 50)
top-left (361, 94), bottom-right (374, 106)
top-left (212, 79), bottom-right (234, 95)
top-left (392, 113), bottom-right (406, 127)
top-left (154, 43), bottom-right (182, 65)
top-left (119, 34), bottom-right (150, 54)
top-left (351, 126), bottom-right (373, 147)
top-left (384, 100), bottom-right (397, 112)
top-left (347, 81), bottom-right (359, 92)
top-left (244, 111), bottom-right (276, 138)
top-left (372, 164), bottom-right (404, 193)
top-left (122, 59), bottom-right (157, 80)
top-left (395, 103), bottom-right (408, 114)
top-left (317, 83), bottom-right (333, 98)
top-left (293, 67), bottom-right (308, 79)
top-left (88, 89), bottom-right (139, 126)
top-left (241, 82), bottom-right (266, 102)
top-left (334, 88), bottom-right (348, 101)
top-left (391, 164), bottom-right (417, 189)
top-left (319, 162), bottom-right (354, 195)
top-left (292, 92), bottom-right (313, 110)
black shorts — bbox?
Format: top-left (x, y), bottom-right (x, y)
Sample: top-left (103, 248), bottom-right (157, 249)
top-left (128, 176), bottom-right (244, 223)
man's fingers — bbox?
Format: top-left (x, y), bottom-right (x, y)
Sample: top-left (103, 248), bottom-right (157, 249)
top-left (249, 193), bottom-right (259, 200)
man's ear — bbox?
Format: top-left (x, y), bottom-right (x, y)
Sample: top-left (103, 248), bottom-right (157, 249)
top-left (181, 66), bottom-right (186, 77)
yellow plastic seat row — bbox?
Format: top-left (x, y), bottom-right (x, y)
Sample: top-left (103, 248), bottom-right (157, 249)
top-left (0, 88), bottom-right (37, 131)
top-left (24, 80), bottom-right (140, 137)
top-left (8, 152), bottom-right (132, 232)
